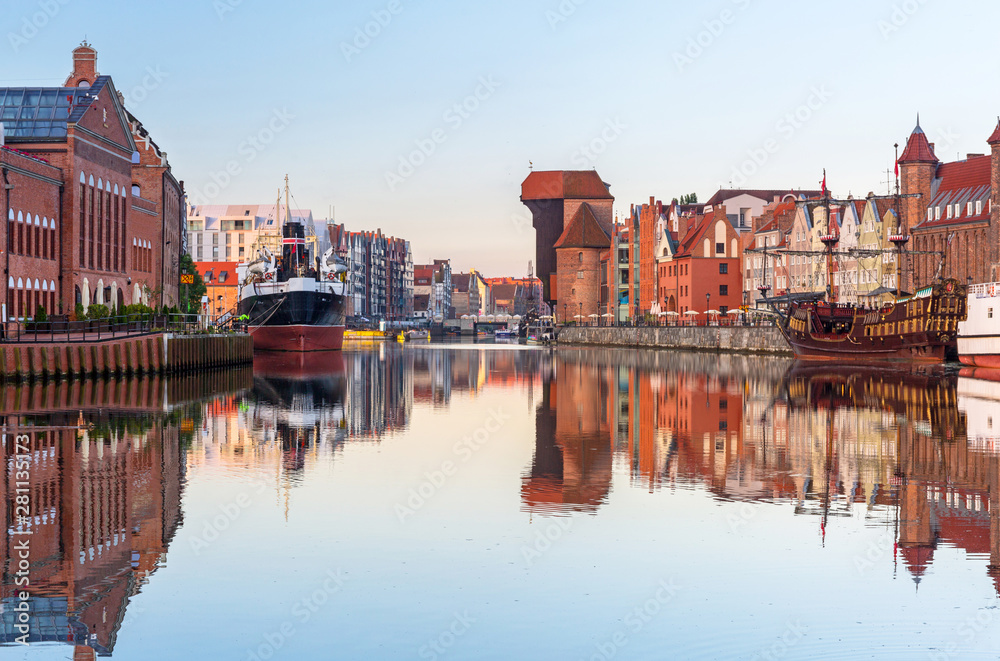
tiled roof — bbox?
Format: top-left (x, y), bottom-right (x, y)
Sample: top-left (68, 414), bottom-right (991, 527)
top-left (675, 210), bottom-right (720, 257)
top-left (988, 119), bottom-right (1000, 145)
top-left (521, 170), bottom-right (613, 200)
top-left (914, 156), bottom-right (991, 230)
top-left (553, 203), bottom-right (611, 249)
top-left (452, 273), bottom-right (471, 292)
top-left (898, 121), bottom-right (938, 164)
top-left (704, 189), bottom-right (821, 206)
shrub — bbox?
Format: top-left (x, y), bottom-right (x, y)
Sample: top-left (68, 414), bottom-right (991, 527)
top-left (73, 303), bottom-right (85, 322)
top-left (34, 305), bottom-right (47, 322)
top-left (86, 304), bottom-right (110, 320)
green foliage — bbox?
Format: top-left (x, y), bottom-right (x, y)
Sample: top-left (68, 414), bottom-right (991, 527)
top-left (179, 254), bottom-right (207, 313)
top-left (74, 303), bottom-right (85, 321)
top-left (86, 304), bottom-right (110, 320)
top-left (123, 303), bottom-right (154, 316)
top-left (33, 305), bottom-right (47, 322)
top-left (678, 193), bottom-right (699, 205)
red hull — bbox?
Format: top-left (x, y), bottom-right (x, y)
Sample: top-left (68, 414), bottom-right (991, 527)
top-left (251, 325), bottom-right (345, 352)
top-left (959, 354), bottom-right (1000, 368)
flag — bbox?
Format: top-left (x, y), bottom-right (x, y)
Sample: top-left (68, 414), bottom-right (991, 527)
top-left (894, 160), bottom-right (899, 177)
top-left (821, 170), bottom-right (827, 195)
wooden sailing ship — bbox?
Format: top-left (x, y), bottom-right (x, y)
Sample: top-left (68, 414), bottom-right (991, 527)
top-left (751, 164), bottom-right (967, 362)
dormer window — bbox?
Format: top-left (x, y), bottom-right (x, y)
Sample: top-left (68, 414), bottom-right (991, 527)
top-left (968, 202), bottom-right (974, 216)
top-left (976, 200), bottom-right (983, 215)
top-left (946, 205), bottom-right (952, 219)
top-left (935, 206), bottom-right (941, 220)
top-left (927, 208), bottom-right (933, 222)
top-left (955, 203), bottom-right (961, 217)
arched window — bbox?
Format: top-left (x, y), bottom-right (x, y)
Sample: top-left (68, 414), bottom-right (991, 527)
top-left (7, 209), bottom-right (13, 253)
top-left (131, 184), bottom-right (140, 197)
top-left (89, 179), bottom-right (95, 268)
top-left (96, 180), bottom-right (104, 269)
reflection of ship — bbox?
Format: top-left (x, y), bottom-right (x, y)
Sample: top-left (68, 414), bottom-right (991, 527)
top-left (251, 352), bottom-right (347, 472)
top-left (237, 176), bottom-right (347, 352)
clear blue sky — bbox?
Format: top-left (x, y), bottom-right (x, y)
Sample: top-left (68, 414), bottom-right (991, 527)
top-left (2, 0), bottom-right (996, 276)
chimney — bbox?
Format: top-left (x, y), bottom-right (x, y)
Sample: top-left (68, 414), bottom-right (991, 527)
top-left (65, 41), bottom-right (98, 88)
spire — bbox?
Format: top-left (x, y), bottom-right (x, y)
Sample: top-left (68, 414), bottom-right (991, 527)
top-left (987, 116), bottom-right (1000, 145)
top-left (898, 117), bottom-right (938, 164)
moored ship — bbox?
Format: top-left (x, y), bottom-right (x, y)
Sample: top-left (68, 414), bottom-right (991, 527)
top-left (782, 279), bottom-right (966, 361)
top-left (755, 170), bottom-right (967, 362)
top-left (236, 176), bottom-right (347, 352)
top-left (958, 282), bottom-right (1000, 367)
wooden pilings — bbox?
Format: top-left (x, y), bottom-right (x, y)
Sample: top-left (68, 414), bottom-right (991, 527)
top-left (0, 333), bottom-right (253, 381)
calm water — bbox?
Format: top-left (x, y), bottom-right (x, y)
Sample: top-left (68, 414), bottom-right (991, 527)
top-left (4, 343), bottom-right (1000, 660)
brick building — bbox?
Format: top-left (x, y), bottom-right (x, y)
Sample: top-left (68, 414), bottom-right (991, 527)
top-left (521, 170), bottom-right (614, 308)
top-left (0, 43), bottom-right (184, 317)
top-left (902, 118), bottom-right (1000, 288)
top-left (668, 206), bottom-right (742, 316)
top-left (553, 204), bottom-right (610, 323)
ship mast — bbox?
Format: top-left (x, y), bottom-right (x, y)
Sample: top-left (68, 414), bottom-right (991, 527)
top-left (819, 169), bottom-right (838, 301)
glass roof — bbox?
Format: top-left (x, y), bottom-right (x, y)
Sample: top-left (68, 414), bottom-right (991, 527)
top-left (0, 87), bottom-right (95, 139)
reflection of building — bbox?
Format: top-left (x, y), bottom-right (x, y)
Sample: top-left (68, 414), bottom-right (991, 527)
top-left (527, 349), bottom-right (1000, 596)
top-left (521, 358), bottom-right (612, 513)
top-left (0, 391), bottom-right (184, 654)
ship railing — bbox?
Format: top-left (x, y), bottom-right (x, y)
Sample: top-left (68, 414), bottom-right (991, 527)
top-left (0, 313), bottom-right (239, 344)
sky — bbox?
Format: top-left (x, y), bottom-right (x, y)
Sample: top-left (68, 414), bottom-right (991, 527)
top-left (2, 0), bottom-right (998, 277)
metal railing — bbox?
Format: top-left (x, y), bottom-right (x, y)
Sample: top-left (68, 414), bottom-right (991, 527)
top-left (0, 313), bottom-right (242, 344)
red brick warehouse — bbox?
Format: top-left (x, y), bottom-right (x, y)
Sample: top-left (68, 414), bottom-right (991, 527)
top-left (0, 42), bottom-right (184, 319)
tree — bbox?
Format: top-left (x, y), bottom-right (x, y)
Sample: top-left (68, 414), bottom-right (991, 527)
top-left (179, 253), bottom-right (207, 313)
top-left (679, 193), bottom-right (699, 205)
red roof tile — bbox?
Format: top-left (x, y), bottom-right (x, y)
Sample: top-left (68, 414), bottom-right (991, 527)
top-left (899, 122), bottom-right (938, 164)
top-left (988, 119), bottom-right (1000, 145)
top-left (521, 170), bottom-right (614, 201)
top-left (553, 203), bottom-right (611, 249)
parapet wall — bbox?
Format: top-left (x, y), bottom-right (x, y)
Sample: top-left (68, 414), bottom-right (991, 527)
top-left (557, 326), bottom-right (792, 355)
top-left (0, 333), bottom-right (253, 380)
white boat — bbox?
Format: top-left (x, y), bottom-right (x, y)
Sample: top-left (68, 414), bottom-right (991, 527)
top-left (958, 282), bottom-right (1000, 367)
top-left (494, 327), bottom-right (517, 338)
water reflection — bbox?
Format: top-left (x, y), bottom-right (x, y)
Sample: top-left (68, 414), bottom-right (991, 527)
top-left (0, 370), bottom-right (250, 654)
top-left (519, 349), bottom-right (1000, 596)
top-left (8, 345), bottom-right (1000, 657)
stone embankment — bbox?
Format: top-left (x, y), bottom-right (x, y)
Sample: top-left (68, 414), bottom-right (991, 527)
top-left (557, 326), bottom-right (792, 355)
top-left (0, 333), bottom-right (253, 380)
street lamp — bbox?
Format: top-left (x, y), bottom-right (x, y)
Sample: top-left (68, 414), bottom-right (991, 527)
top-left (579, 301), bottom-right (582, 326)
top-left (706, 292), bottom-right (710, 326)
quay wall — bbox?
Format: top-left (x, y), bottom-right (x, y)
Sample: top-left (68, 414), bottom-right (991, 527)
top-left (0, 333), bottom-right (253, 380)
top-left (557, 326), bottom-right (792, 355)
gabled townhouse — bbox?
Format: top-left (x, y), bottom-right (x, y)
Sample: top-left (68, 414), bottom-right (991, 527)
top-left (670, 205), bottom-right (742, 316)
